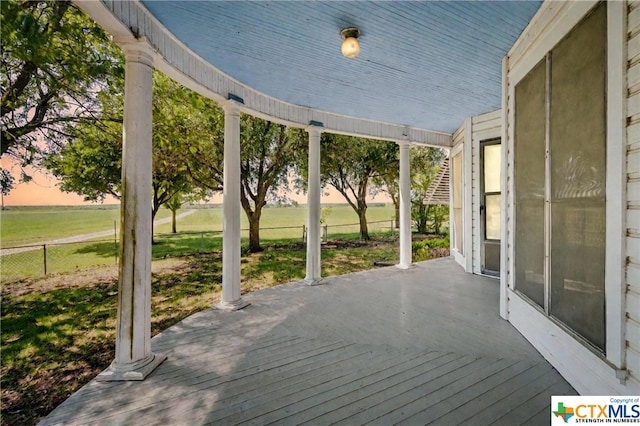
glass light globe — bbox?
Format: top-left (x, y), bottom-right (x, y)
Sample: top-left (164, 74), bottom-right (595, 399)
top-left (341, 37), bottom-right (360, 58)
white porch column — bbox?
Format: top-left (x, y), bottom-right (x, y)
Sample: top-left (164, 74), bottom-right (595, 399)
top-left (219, 101), bottom-right (249, 310)
top-left (398, 140), bottom-right (412, 269)
top-left (97, 39), bottom-right (166, 381)
top-left (305, 126), bottom-right (322, 284)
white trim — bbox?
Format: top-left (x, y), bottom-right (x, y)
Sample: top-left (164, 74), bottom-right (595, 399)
top-left (463, 118), bottom-right (473, 273)
top-left (543, 52), bottom-right (551, 315)
top-left (509, 291), bottom-right (639, 395)
top-left (500, 56), bottom-right (510, 320)
top-left (471, 110), bottom-right (503, 278)
top-left (605, 0), bottom-right (628, 370)
top-left (505, 80), bottom-right (517, 296)
top-left (74, 0), bottom-right (452, 148)
top-left (452, 250), bottom-right (465, 268)
top-left (450, 138), bottom-right (464, 267)
top-left (508, 1), bottom-right (599, 88)
top-left (471, 129), bottom-right (482, 275)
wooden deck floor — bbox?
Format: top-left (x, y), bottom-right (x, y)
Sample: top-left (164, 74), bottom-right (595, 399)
top-left (40, 258), bottom-right (575, 425)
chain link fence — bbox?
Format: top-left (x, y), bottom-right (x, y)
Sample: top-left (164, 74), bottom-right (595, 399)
top-left (1, 220), bottom-right (398, 283)
top-left (1, 239), bottom-right (120, 282)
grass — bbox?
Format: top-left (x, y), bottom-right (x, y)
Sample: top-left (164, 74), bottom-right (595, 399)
top-left (1, 205), bottom-right (172, 247)
top-left (153, 203), bottom-right (396, 236)
top-left (0, 234), bottom-right (449, 426)
top-left (1, 240), bottom-right (119, 282)
top-left (1, 204), bottom-right (395, 247)
top-left (0, 205), bottom-right (120, 246)
top-left (1, 204), bottom-right (399, 282)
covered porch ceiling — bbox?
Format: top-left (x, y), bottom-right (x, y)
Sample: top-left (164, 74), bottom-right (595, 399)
top-left (79, 1), bottom-right (542, 145)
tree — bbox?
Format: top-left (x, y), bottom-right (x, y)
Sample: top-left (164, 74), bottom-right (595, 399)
top-left (410, 147), bottom-right (447, 234)
top-left (239, 115), bottom-right (303, 252)
top-left (165, 193), bottom-right (190, 234)
top-left (1, 168), bottom-right (15, 209)
top-left (187, 114), bottom-right (304, 253)
top-left (46, 72), bottom-right (209, 239)
top-left (320, 134), bottom-right (398, 240)
top-left (372, 147), bottom-right (400, 228)
top-left (1, 0), bottom-right (122, 165)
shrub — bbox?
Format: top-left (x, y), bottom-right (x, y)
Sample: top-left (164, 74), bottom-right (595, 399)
top-left (412, 237), bottom-right (450, 262)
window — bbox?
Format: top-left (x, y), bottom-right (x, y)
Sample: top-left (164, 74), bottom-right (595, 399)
top-left (514, 3), bottom-right (606, 351)
top-left (515, 59), bottom-right (546, 308)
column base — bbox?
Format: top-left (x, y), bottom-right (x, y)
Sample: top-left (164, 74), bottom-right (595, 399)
top-left (216, 298), bottom-right (250, 311)
top-left (304, 277), bottom-right (324, 286)
top-left (396, 263), bottom-right (415, 270)
top-left (96, 352), bottom-right (167, 382)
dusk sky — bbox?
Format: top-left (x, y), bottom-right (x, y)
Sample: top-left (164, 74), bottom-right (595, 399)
top-left (1, 157), bottom-right (388, 206)
top-left (1, 157), bottom-right (117, 206)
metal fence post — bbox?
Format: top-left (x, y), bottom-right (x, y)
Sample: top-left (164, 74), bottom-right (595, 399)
top-left (323, 225), bottom-right (328, 242)
top-left (302, 225), bottom-right (306, 243)
top-left (43, 244), bottom-right (47, 276)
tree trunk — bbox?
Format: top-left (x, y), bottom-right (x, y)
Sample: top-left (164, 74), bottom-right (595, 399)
top-left (171, 209), bottom-right (177, 233)
top-left (416, 203), bottom-right (429, 234)
top-left (434, 205), bottom-right (444, 235)
top-left (392, 194), bottom-right (400, 229)
top-left (248, 213), bottom-right (263, 252)
top-left (358, 209), bottom-right (370, 241)
top-left (151, 207), bottom-right (159, 244)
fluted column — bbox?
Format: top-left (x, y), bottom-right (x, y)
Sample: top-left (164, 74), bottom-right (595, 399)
top-left (305, 126), bottom-right (322, 284)
top-left (219, 101), bottom-right (249, 310)
top-left (97, 38), bottom-right (166, 381)
top-left (397, 141), bottom-right (412, 269)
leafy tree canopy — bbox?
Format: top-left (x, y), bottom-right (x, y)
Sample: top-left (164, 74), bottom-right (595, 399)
top-left (1, 0), bottom-right (122, 167)
top-left (1, 167), bottom-right (15, 196)
top-left (318, 134), bottom-right (398, 240)
top-left (45, 71), bottom-right (216, 230)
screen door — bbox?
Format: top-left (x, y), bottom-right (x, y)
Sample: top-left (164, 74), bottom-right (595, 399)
top-left (481, 139), bottom-right (501, 275)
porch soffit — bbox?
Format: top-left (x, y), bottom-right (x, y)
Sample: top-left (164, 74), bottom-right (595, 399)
top-left (83, 1), bottom-right (541, 144)
top-left (138, 1), bottom-right (540, 131)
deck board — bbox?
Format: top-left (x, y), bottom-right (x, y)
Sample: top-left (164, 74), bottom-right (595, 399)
top-left (39, 258), bottom-right (575, 426)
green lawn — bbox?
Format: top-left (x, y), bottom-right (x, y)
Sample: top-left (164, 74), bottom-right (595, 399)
top-left (154, 203), bottom-right (396, 237)
top-left (1, 204), bottom-right (397, 282)
top-left (2, 204), bottom-right (395, 246)
top-left (1, 205), bottom-right (171, 247)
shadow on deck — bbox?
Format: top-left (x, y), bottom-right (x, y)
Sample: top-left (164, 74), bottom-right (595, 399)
top-left (40, 257), bottom-right (575, 425)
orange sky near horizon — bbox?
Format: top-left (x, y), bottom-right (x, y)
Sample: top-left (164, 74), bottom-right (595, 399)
top-left (1, 157), bottom-right (120, 206)
top-left (1, 157), bottom-right (389, 207)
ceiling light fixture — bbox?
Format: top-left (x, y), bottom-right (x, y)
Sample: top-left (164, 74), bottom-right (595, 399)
top-left (340, 27), bottom-right (361, 58)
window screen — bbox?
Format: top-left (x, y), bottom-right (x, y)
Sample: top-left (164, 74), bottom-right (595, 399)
top-left (513, 2), bottom-right (606, 352)
top-left (549, 3), bottom-right (606, 351)
top-left (514, 59), bottom-right (546, 308)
